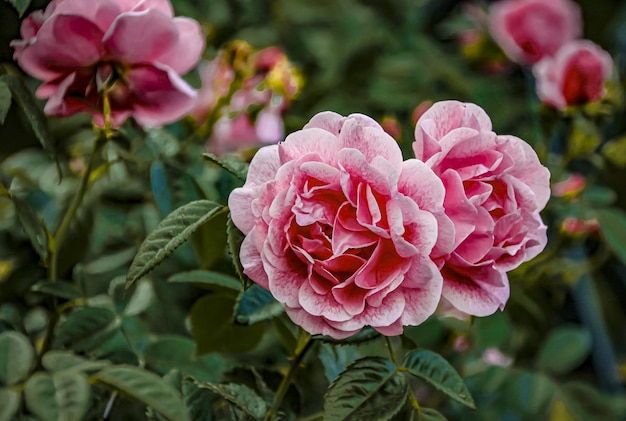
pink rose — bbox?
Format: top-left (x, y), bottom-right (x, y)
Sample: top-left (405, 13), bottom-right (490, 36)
top-left (229, 112), bottom-right (454, 339)
top-left (11, 0), bottom-right (204, 128)
top-left (413, 101), bottom-right (550, 316)
top-left (489, 0), bottom-right (581, 65)
top-left (534, 40), bottom-right (613, 110)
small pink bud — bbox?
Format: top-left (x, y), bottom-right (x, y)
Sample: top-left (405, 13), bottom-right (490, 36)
top-left (552, 174), bottom-right (585, 198)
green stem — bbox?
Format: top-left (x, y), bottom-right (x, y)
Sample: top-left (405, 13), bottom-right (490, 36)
top-left (264, 332), bottom-right (314, 421)
top-left (49, 135), bottom-right (105, 281)
top-left (386, 337), bottom-right (420, 410)
top-left (385, 336), bottom-right (398, 365)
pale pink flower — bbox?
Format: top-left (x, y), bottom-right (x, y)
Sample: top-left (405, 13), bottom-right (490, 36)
top-left (229, 112), bottom-right (454, 339)
top-left (482, 347), bottom-right (513, 367)
top-left (489, 0), bottom-right (581, 65)
top-left (534, 40), bottom-right (613, 110)
top-left (552, 173), bottom-right (585, 198)
top-left (561, 217), bottom-right (600, 237)
top-left (11, 0), bottom-right (204, 127)
top-left (413, 101), bottom-right (550, 317)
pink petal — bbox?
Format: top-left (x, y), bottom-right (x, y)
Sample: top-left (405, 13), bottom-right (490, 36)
top-left (398, 159), bottom-right (446, 212)
top-left (104, 9), bottom-right (178, 65)
top-left (155, 17), bottom-right (204, 74)
top-left (298, 281), bottom-right (353, 322)
top-left (338, 117), bottom-right (403, 170)
top-left (279, 128), bottom-right (341, 165)
top-left (285, 307), bottom-right (358, 339)
top-left (240, 229), bottom-right (270, 289)
top-left (17, 14), bottom-right (103, 80)
top-left (441, 170), bottom-right (478, 248)
top-left (125, 64), bottom-right (197, 127)
top-left (328, 290), bottom-right (406, 332)
top-left (303, 111), bottom-right (345, 135)
top-left (111, 0), bottom-right (173, 16)
top-left (399, 267), bottom-right (442, 326)
top-left (50, 0), bottom-right (122, 32)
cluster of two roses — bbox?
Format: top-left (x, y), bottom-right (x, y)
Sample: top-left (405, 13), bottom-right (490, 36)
top-left (230, 102), bottom-right (550, 339)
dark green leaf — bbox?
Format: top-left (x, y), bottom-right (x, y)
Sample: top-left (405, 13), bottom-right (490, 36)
top-left (192, 210), bottom-right (228, 270)
top-left (150, 161), bottom-right (174, 216)
top-left (126, 200), bottom-right (228, 287)
top-left (93, 365), bottom-right (189, 421)
top-left (190, 294), bottom-right (263, 354)
top-left (559, 381), bottom-right (620, 421)
top-left (42, 351), bottom-right (110, 373)
top-left (0, 388), bottom-right (20, 421)
top-left (317, 327), bottom-right (381, 346)
top-left (324, 357), bottom-right (407, 421)
top-left (11, 194), bottom-right (49, 260)
top-left (24, 371), bottom-right (90, 421)
top-left (581, 186), bottom-right (616, 206)
top-left (418, 408), bottom-right (448, 421)
top-left (226, 214), bottom-right (251, 289)
top-left (168, 270), bottom-right (242, 292)
top-left (234, 284), bottom-right (284, 325)
top-left (0, 81), bottom-right (11, 124)
top-left (535, 326), bottom-right (591, 375)
top-left (183, 380), bottom-right (214, 421)
top-left (109, 277), bottom-right (153, 316)
top-left (0, 330), bottom-right (34, 385)
top-left (0, 75), bottom-right (56, 158)
top-left (402, 349), bottom-right (475, 409)
top-left (194, 381), bottom-right (266, 420)
top-left (7, 0), bottom-right (31, 16)
top-left (319, 343), bottom-right (360, 383)
top-left (31, 281), bottom-right (82, 300)
top-left (202, 153), bottom-right (249, 181)
top-left (54, 307), bottom-right (120, 352)
top-left (594, 208), bottom-right (626, 266)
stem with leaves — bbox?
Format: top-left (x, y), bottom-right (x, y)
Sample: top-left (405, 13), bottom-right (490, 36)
top-left (386, 337), bottom-right (420, 410)
top-left (264, 330), bottom-right (314, 421)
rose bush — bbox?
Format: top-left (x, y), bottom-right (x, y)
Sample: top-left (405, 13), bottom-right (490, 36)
top-left (11, 0), bottom-right (204, 127)
top-left (489, 0), bottom-right (581, 65)
top-left (533, 40), bottom-right (613, 110)
top-left (413, 101), bottom-right (550, 316)
top-left (229, 112), bottom-right (454, 338)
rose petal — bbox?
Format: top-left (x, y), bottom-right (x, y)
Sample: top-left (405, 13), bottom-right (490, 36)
top-left (155, 17), bottom-right (205, 74)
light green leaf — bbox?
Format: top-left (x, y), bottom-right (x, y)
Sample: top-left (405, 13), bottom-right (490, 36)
top-left (226, 214), bottom-right (251, 289)
top-left (168, 270), bottom-right (242, 292)
top-left (0, 388), bottom-right (20, 421)
top-left (194, 381), bottom-right (266, 420)
top-left (234, 284), bottom-right (284, 325)
top-left (109, 277), bottom-right (153, 316)
top-left (0, 81), bottom-right (11, 124)
top-left (42, 351), bottom-right (110, 373)
top-left (24, 371), bottom-right (90, 421)
top-left (0, 331), bottom-right (34, 385)
top-left (324, 357), bottom-right (407, 421)
top-left (190, 294), bottom-right (263, 354)
top-left (126, 200), bottom-right (227, 287)
top-left (7, 0), bottom-right (31, 16)
top-left (417, 408), bottom-right (448, 421)
top-left (319, 343), bottom-right (360, 383)
top-left (202, 153), bottom-right (249, 181)
top-left (536, 326), bottom-right (591, 375)
top-left (594, 208), bottom-right (626, 266)
top-left (93, 365), bottom-right (189, 421)
top-left (0, 75), bottom-right (56, 158)
top-left (54, 307), bottom-right (120, 352)
top-left (402, 349), bottom-right (475, 409)
top-left (31, 281), bottom-right (82, 300)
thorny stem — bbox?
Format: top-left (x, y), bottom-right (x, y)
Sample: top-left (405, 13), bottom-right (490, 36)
top-left (264, 330), bottom-right (314, 421)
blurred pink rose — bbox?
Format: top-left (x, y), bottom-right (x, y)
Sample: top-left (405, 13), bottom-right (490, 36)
top-left (229, 112), bottom-right (454, 339)
top-left (413, 101), bottom-right (550, 317)
top-left (561, 217), bottom-right (600, 237)
top-left (11, 0), bottom-right (204, 127)
top-left (189, 55), bottom-right (235, 123)
top-left (552, 173), bottom-right (585, 198)
top-left (534, 40), bottom-right (613, 110)
top-left (489, 0), bottom-right (581, 65)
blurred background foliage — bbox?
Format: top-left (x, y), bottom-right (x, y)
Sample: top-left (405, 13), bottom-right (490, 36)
top-left (1, 0), bottom-right (626, 420)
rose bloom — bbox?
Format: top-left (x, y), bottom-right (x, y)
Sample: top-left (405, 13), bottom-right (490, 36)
top-left (11, 0), bottom-right (204, 128)
top-left (413, 101), bottom-right (550, 316)
top-left (534, 40), bottom-right (613, 110)
top-left (489, 0), bottom-right (581, 65)
top-left (229, 112), bottom-right (454, 339)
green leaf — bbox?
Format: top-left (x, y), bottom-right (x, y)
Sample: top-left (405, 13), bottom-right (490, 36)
top-left (7, 0), bottom-right (31, 16)
top-left (191, 210), bottom-right (228, 270)
top-left (194, 381), bottom-right (266, 420)
top-left (535, 325), bottom-right (591, 375)
top-left (402, 349), bottom-right (475, 409)
top-left (417, 408), bottom-right (448, 421)
top-left (93, 365), bottom-right (189, 421)
top-left (109, 277), bottom-right (154, 316)
top-left (190, 294), bottom-right (264, 354)
top-left (0, 75), bottom-right (56, 158)
top-left (31, 281), bottom-right (83, 300)
top-left (0, 331), bottom-right (34, 385)
top-left (324, 357), bottom-right (407, 421)
top-left (581, 186), bottom-right (616, 206)
top-left (0, 388), bottom-right (20, 421)
top-left (42, 351), bottom-right (110, 373)
top-left (54, 307), bottom-right (120, 352)
top-left (317, 326), bottom-right (381, 346)
top-left (24, 371), bottom-right (90, 421)
top-left (594, 208), bottom-right (626, 266)
top-left (234, 284), bottom-right (284, 325)
top-left (168, 270), bottom-right (242, 292)
top-left (559, 381), bottom-right (620, 421)
top-left (319, 343), bottom-right (360, 383)
top-left (183, 380), bottom-right (214, 421)
top-left (202, 153), bottom-right (249, 181)
top-left (226, 214), bottom-right (251, 289)
top-left (0, 81), bottom-right (11, 125)
top-left (11, 194), bottom-right (49, 260)
top-left (126, 200), bottom-right (227, 287)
